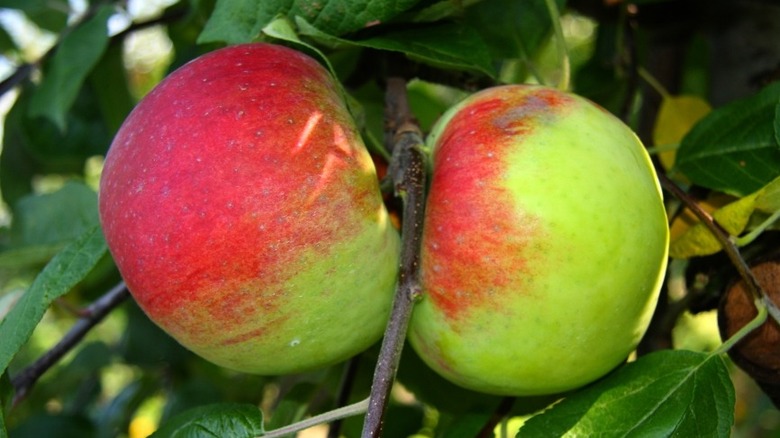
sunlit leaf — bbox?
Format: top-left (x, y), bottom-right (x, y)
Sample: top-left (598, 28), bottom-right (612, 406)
top-left (669, 193), bottom-right (757, 259)
top-left (0, 226), bottom-right (107, 375)
top-left (517, 350), bottom-right (734, 437)
top-left (260, 15), bottom-right (337, 79)
top-left (150, 403), bottom-right (264, 438)
top-left (675, 81), bottom-right (780, 196)
top-left (653, 95), bottom-right (711, 169)
top-left (754, 175), bottom-right (780, 212)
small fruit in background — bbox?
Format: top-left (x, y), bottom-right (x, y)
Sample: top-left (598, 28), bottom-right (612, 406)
top-left (99, 43), bottom-right (401, 375)
top-left (408, 84), bottom-right (669, 396)
top-left (719, 258), bottom-right (780, 407)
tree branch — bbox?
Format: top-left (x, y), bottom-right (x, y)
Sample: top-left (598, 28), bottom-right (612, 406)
top-left (11, 282), bottom-right (129, 405)
top-left (659, 174), bottom-right (780, 323)
top-left (361, 77), bottom-right (427, 437)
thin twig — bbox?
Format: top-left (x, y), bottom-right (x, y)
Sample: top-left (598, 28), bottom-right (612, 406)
top-left (361, 77), bottom-right (427, 437)
top-left (262, 398), bottom-right (370, 438)
top-left (11, 282), bottom-right (129, 405)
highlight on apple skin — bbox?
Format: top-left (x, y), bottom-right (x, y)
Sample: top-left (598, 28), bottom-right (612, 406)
top-left (408, 84), bottom-right (669, 396)
top-left (98, 43), bottom-right (401, 375)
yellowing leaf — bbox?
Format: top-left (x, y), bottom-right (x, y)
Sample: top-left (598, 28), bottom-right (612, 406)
top-left (669, 193), bottom-right (758, 259)
top-left (653, 95), bottom-right (711, 170)
top-left (754, 175), bottom-right (780, 212)
top-left (670, 176), bottom-right (780, 258)
top-left (669, 192), bottom-right (733, 243)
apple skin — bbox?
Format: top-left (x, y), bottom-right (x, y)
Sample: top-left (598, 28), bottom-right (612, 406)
top-left (98, 43), bottom-right (400, 375)
top-left (408, 85), bottom-right (669, 396)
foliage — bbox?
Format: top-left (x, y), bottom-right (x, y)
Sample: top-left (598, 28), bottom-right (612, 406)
top-left (0, 0), bottom-right (779, 437)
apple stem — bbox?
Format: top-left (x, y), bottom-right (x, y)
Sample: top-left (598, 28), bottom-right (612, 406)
top-left (659, 174), bottom-right (780, 325)
top-left (361, 77), bottom-right (427, 437)
top-left (543, 0), bottom-right (570, 91)
top-left (10, 282), bottom-right (129, 406)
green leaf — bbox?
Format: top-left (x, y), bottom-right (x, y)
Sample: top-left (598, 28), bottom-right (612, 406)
top-left (160, 379), bottom-right (223, 424)
top-left (198, 0), bottom-right (422, 44)
top-left (297, 19), bottom-right (496, 78)
top-left (517, 350), bottom-right (734, 438)
top-left (28, 5), bottom-right (113, 131)
top-left (8, 181), bottom-right (99, 247)
top-left (675, 81), bottom-right (780, 196)
top-left (260, 15), bottom-right (338, 79)
top-left (0, 226), bottom-right (107, 375)
top-left (466, 0), bottom-right (566, 61)
top-left (196, 0), bottom-right (267, 44)
top-left (88, 43), bottom-right (135, 135)
top-left (150, 403), bottom-right (264, 438)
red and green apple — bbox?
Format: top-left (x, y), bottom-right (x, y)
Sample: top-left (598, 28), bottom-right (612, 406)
top-left (99, 43), bottom-right (400, 375)
top-left (408, 84), bottom-right (669, 396)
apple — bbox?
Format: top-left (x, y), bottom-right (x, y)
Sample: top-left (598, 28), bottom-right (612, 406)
top-left (98, 43), bottom-right (400, 375)
top-left (408, 84), bottom-right (669, 396)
